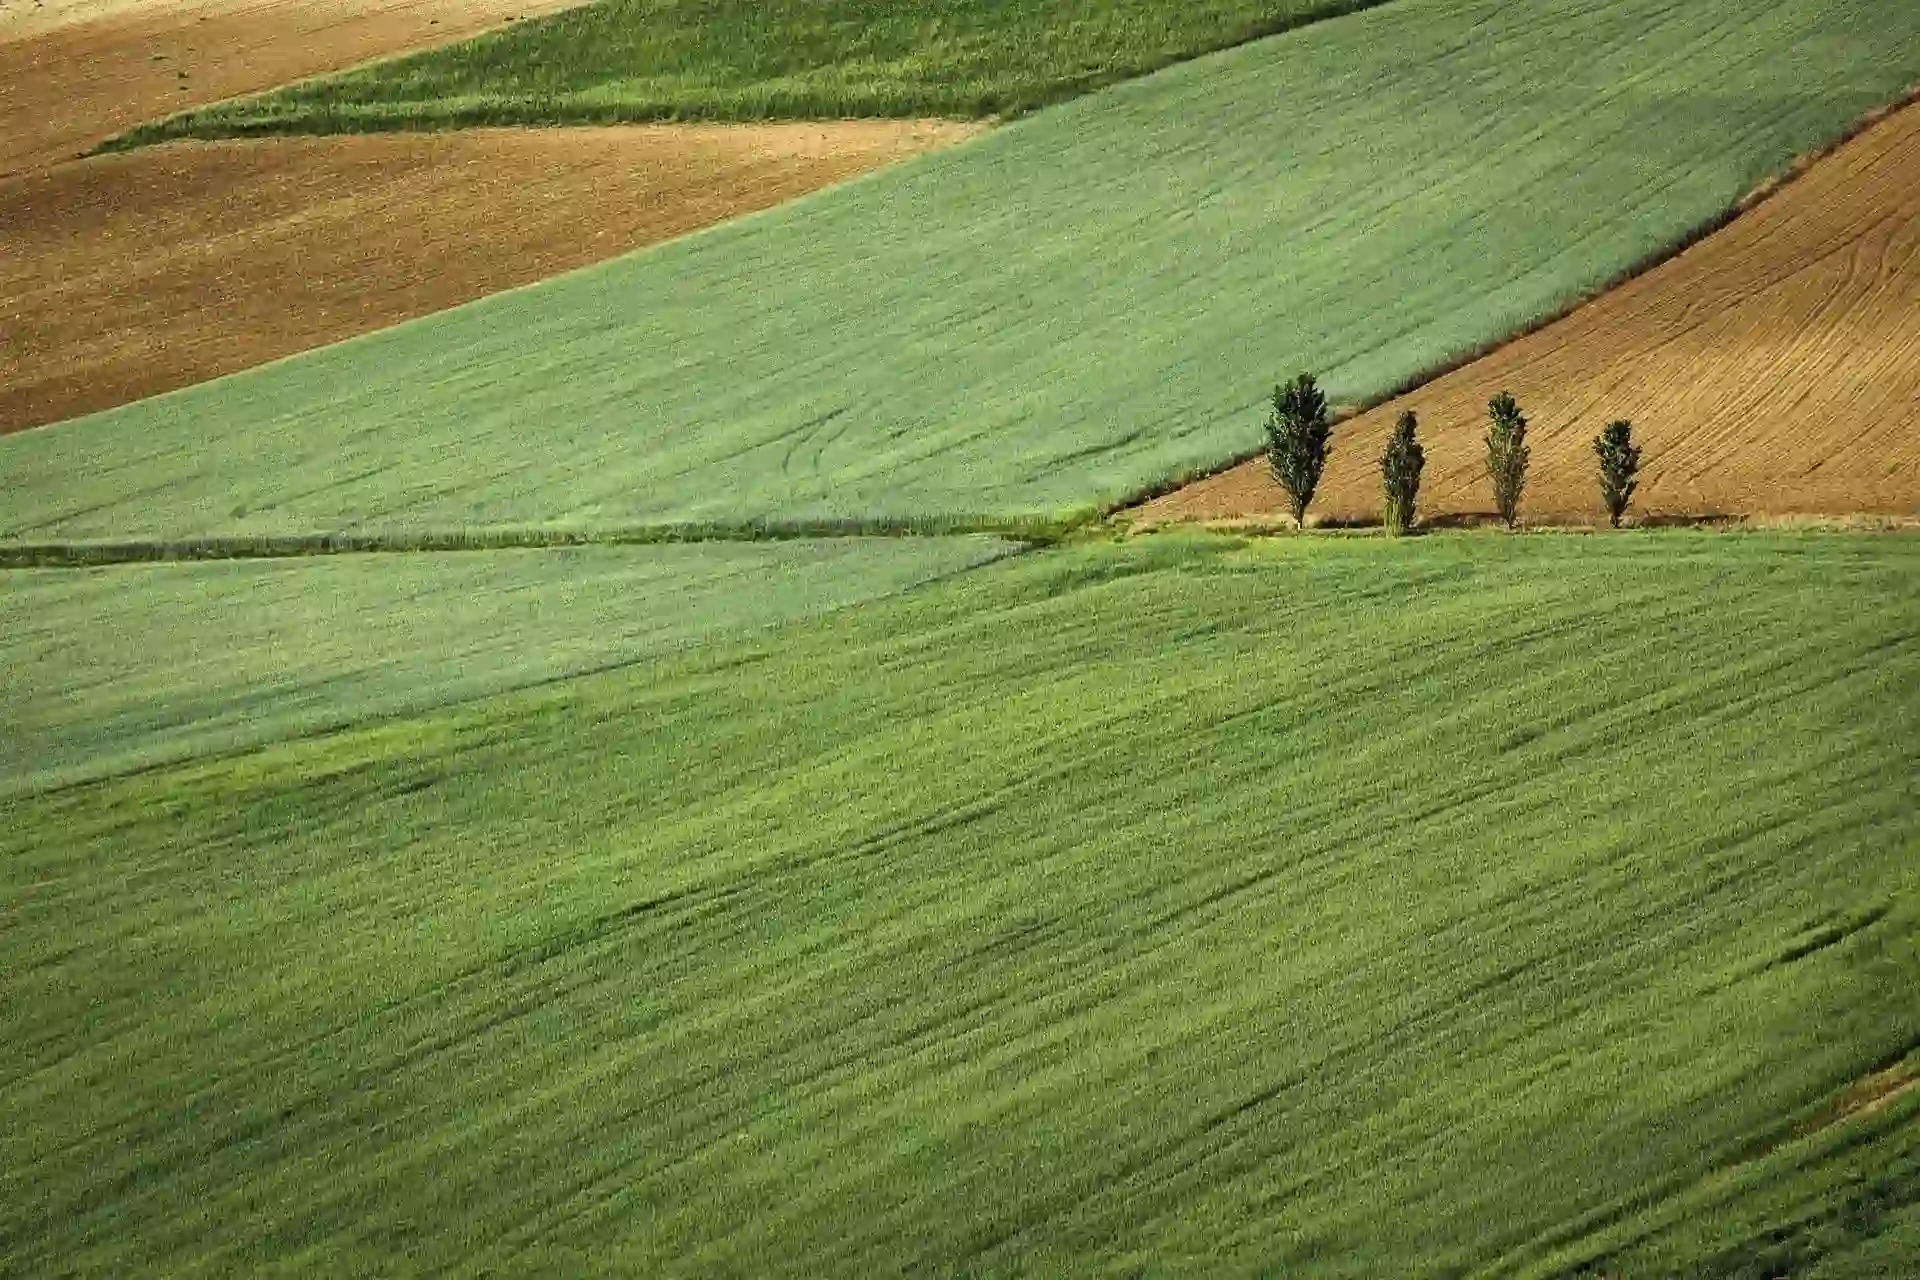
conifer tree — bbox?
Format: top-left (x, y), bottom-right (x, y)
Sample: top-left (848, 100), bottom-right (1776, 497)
top-left (1380, 410), bottom-right (1424, 535)
top-left (1266, 373), bottom-right (1334, 527)
top-left (1595, 419), bottom-right (1642, 528)
top-left (1484, 392), bottom-right (1530, 529)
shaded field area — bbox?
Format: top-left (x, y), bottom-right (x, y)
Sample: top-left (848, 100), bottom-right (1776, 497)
top-left (0, 536), bottom-right (1013, 797)
top-left (0, 0), bottom-right (581, 176)
top-left (110, 0), bottom-right (1383, 143)
top-left (6, 0), bottom-right (1917, 541)
top-left (0, 122), bottom-right (976, 434)
top-left (3, 534), bottom-right (1916, 1272)
top-left (1138, 104), bottom-right (1920, 527)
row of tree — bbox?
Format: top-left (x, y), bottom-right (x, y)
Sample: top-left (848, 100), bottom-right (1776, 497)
top-left (1265, 374), bottom-right (1643, 533)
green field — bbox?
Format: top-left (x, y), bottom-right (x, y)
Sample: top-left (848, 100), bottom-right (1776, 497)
top-left (10, 0), bottom-right (1918, 542)
top-left (0, 537), bottom-right (1012, 798)
top-left (11, 0), bottom-right (1920, 1266)
top-left (4, 533), bottom-right (1916, 1273)
top-left (110, 0), bottom-right (1383, 143)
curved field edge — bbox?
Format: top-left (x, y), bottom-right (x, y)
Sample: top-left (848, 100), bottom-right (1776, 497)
top-left (5, 0), bottom-right (1919, 542)
top-left (96, 0), bottom-right (1392, 149)
top-left (1129, 96), bottom-right (1920, 525)
top-left (0, 535), bottom-right (1019, 799)
top-left (4, 533), bottom-right (1916, 1271)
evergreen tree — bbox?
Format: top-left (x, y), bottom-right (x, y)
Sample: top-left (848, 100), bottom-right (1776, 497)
top-left (1266, 373), bottom-right (1334, 527)
top-left (1380, 410), bottom-right (1424, 535)
top-left (1484, 392), bottom-right (1530, 528)
top-left (1595, 419), bottom-right (1642, 528)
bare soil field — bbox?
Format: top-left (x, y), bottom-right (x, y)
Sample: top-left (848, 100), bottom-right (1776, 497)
top-left (1139, 106), bottom-right (1920, 526)
top-left (0, 122), bottom-right (974, 433)
top-left (0, 0), bottom-right (583, 176)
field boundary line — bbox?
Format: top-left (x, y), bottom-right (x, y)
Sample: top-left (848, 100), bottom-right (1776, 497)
top-left (1121, 514), bottom-right (1920, 537)
top-left (0, 515), bottom-right (1080, 568)
top-left (7, 512), bottom-right (1916, 570)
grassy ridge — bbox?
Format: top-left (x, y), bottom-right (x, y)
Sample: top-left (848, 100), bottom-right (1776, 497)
top-left (9, 0), bottom-right (1917, 541)
top-left (4, 534), bottom-right (1916, 1272)
top-left (0, 537), bottom-right (1015, 797)
top-left (0, 515), bottom-right (1067, 568)
top-left (109, 0), bottom-right (1384, 145)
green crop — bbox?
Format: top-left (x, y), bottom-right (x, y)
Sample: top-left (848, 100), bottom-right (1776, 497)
top-left (4, 533), bottom-right (1916, 1272)
top-left (0, 537), bottom-right (1015, 797)
top-left (8, 0), bottom-right (1916, 541)
top-left (108, 0), bottom-right (1386, 143)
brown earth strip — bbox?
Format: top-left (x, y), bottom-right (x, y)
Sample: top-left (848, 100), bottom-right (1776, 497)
top-left (1137, 105), bottom-right (1920, 527)
top-left (1790, 1060), bottom-right (1918, 1143)
top-left (1692, 1054), bottom-right (1919, 1201)
top-left (0, 122), bottom-right (978, 433)
top-left (0, 0), bottom-right (585, 176)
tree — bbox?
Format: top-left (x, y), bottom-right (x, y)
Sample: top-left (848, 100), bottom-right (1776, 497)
top-left (1594, 418), bottom-right (1642, 528)
top-left (1484, 391), bottom-right (1530, 528)
top-left (1380, 409), bottom-right (1424, 535)
top-left (1266, 373), bottom-right (1333, 527)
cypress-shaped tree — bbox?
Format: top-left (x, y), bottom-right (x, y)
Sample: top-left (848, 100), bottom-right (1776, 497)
top-left (1484, 391), bottom-right (1530, 528)
top-left (1380, 410), bottom-right (1425, 535)
top-left (1266, 373), bottom-right (1333, 527)
top-left (1595, 419), bottom-right (1642, 527)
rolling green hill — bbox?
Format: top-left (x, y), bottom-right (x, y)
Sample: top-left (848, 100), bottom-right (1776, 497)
top-left (4, 533), bottom-right (1916, 1272)
top-left (8, 0), bottom-right (1918, 542)
top-left (12, 0), bottom-right (1917, 1267)
top-left (109, 0), bottom-right (1385, 143)
top-left (0, 537), bottom-right (1013, 798)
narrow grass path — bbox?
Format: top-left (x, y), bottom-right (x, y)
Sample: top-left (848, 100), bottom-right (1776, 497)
top-left (0, 515), bottom-right (1069, 568)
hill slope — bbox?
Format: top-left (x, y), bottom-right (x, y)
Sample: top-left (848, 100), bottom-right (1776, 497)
top-left (1140, 102), bottom-right (1920, 525)
top-left (0, 536), bottom-right (1013, 797)
top-left (4, 534), bottom-right (1916, 1271)
top-left (1, 122), bottom-right (974, 434)
top-left (5, 0), bottom-right (1918, 540)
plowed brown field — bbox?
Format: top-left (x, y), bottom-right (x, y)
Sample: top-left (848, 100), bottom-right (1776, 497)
top-left (0, 0), bottom-right (584, 176)
top-left (1139, 105), bottom-right (1920, 526)
top-left (0, 122), bottom-right (975, 433)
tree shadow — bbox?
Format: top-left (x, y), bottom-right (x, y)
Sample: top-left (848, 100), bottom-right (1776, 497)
top-left (1307, 509), bottom-right (1741, 533)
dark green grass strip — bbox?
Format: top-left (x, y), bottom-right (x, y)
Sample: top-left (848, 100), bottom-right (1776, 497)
top-left (0, 514), bottom-right (1077, 568)
top-left (3, 534), bottom-right (1916, 1272)
top-left (103, 0), bottom-right (1389, 149)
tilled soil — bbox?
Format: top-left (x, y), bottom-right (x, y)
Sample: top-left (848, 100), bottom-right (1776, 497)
top-left (1, 123), bottom-right (976, 433)
top-left (1138, 106), bottom-right (1920, 526)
